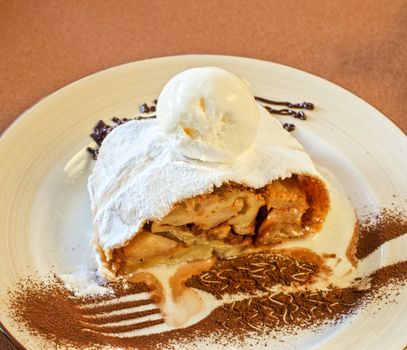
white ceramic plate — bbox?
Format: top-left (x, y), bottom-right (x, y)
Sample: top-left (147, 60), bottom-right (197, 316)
top-left (1, 55), bottom-right (406, 350)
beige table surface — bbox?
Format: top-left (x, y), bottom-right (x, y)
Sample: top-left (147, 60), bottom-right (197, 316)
top-left (0, 1), bottom-right (406, 349)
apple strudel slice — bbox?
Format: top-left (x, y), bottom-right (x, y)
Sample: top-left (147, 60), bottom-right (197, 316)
top-left (88, 67), bottom-right (331, 280)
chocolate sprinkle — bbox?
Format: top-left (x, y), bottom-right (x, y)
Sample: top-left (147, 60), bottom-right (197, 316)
top-left (90, 120), bottom-right (113, 146)
top-left (139, 102), bottom-right (156, 114)
top-left (283, 123), bottom-right (296, 132)
top-left (139, 103), bottom-right (149, 113)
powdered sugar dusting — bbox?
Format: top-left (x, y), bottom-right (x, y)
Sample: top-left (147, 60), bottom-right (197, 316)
top-left (59, 270), bottom-right (112, 297)
top-left (88, 106), bottom-right (322, 256)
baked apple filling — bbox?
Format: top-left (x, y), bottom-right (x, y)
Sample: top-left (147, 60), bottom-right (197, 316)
top-left (101, 175), bottom-right (329, 276)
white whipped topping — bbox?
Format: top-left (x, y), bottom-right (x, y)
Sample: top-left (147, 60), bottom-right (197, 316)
top-left (88, 106), bottom-right (321, 257)
top-left (59, 270), bottom-right (112, 297)
top-left (156, 67), bottom-right (260, 162)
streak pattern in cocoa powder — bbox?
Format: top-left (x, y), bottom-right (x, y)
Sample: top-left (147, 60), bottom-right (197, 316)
top-left (186, 252), bottom-right (318, 298)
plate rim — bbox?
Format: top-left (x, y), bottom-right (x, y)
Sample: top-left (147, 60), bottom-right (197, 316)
top-left (1, 54), bottom-right (405, 143)
top-left (0, 322), bottom-right (24, 350)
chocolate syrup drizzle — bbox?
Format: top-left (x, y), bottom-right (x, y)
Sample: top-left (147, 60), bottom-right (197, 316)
top-left (264, 106), bottom-right (306, 120)
top-left (254, 96), bottom-right (314, 120)
top-left (87, 97), bottom-right (315, 159)
top-left (254, 97), bottom-right (314, 110)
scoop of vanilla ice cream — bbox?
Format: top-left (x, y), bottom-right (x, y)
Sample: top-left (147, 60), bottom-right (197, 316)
top-left (156, 67), bottom-right (260, 162)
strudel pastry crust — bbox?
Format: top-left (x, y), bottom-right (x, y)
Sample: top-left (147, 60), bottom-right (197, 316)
top-left (94, 174), bottom-right (329, 277)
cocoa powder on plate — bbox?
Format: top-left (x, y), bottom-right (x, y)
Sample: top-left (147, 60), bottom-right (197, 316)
top-left (356, 208), bottom-right (407, 259)
top-left (6, 209), bottom-right (407, 349)
top-left (8, 261), bottom-right (407, 350)
top-left (185, 251), bottom-right (319, 298)
top-left (8, 279), bottom-right (158, 349)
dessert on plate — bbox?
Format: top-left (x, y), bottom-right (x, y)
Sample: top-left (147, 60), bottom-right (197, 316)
top-left (88, 67), bottom-right (330, 280)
